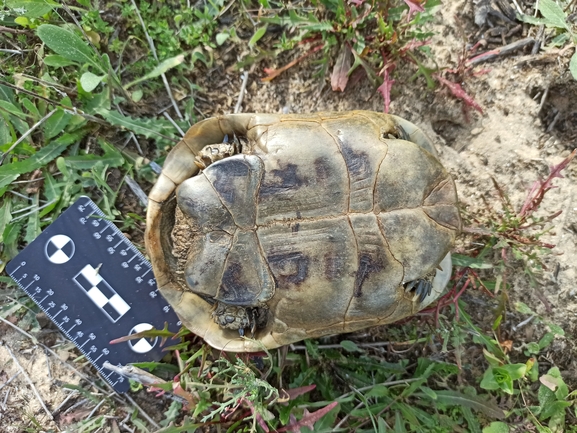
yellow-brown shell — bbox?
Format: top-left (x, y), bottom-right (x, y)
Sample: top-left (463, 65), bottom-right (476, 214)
top-left (146, 111), bottom-right (460, 352)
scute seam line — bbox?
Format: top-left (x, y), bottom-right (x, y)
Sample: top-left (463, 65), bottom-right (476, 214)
top-left (318, 123), bottom-right (352, 213)
top-left (342, 215), bottom-right (361, 330)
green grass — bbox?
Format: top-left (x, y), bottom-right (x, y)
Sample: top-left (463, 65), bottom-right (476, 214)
top-left (1, 1), bottom-right (577, 432)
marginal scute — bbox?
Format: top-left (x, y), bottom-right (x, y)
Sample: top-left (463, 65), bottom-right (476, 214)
top-left (423, 177), bottom-right (459, 206)
top-left (423, 205), bottom-right (461, 232)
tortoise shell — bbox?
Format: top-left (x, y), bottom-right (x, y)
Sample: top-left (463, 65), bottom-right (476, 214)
top-left (145, 111), bottom-right (460, 352)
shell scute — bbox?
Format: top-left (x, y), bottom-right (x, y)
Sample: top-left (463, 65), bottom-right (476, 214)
top-left (254, 121), bottom-right (349, 224)
top-left (320, 116), bottom-right (389, 213)
top-left (216, 230), bottom-right (275, 305)
top-left (203, 155), bottom-right (263, 229)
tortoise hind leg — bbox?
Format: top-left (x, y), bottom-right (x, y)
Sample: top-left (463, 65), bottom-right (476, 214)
top-left (404, 273), bottom-right (434, 303)
top-left (211, 303), bottom-right (269, 337)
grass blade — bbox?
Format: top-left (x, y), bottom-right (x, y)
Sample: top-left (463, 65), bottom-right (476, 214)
top-left (0, 131), bottom-right (82, 191)
top-left (433, 390), bottom-right (505, 419)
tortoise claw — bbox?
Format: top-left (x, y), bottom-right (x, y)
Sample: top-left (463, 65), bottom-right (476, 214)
top-left (404, 277), bottom-right (433, 303)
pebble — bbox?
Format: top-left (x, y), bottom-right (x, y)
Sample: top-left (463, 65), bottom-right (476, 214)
top-left (470, 127), bottom-right (483, 136)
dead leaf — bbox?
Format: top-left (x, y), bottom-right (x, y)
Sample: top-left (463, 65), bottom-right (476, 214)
top-left (331, 45), bottom-right (352, 92)
top-left (539, 374), bottom-right (559, 392)
top-left (262, 44), bottom-right (324, 82)
top-left (500, 340), bottom-right (513, 353)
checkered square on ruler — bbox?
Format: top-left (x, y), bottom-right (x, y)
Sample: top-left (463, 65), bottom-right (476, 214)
top-left (74, 264), bottom-right (131, 323)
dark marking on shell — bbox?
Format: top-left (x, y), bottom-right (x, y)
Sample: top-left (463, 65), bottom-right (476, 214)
top-left (313, 157), bottom-right (330, 182)
top-left (259, 162), bottom-right (304, 197)
top-left (338, 139), bottom-right (371, 178)
top-left (324, 251), bottom-right (346, 281)
top-left (218, 262), bottom-right (258, 306)
top-left (353, 254), bottom-right (384, 297)
top-left (267, 252), bottom-right (310, 287)
top-left (291, 223), bottom-right (300, 233)
top-left (209, 159), bottom-right (250, 204)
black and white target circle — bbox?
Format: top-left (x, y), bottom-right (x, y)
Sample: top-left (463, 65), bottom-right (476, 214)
top-left (45, 234), bottom-right (75, 264)
top-left (128, 323), bottom-right (158, 353)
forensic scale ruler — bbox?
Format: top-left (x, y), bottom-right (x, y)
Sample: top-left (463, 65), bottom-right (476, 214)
top-left (6, 197), bottom-right (182, 393)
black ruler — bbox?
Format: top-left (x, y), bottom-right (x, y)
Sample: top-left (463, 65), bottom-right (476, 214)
top-left (6, 197), bottom-right (181, 393)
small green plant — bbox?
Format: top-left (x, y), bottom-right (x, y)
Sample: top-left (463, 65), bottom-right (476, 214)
top-left (519, 0), bottom-right (577, 81)
top-left (247, 0), bottom-right (441, 111)
top-left (448, 150), bottom-right (577, 432)
top-left (462, 149), bottom-right (576, 294)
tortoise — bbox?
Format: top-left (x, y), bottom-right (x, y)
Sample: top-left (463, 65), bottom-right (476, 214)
top-left (145, 111), bottom-right (460, 352)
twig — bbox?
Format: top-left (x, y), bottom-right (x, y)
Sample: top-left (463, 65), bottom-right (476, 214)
top-left (234, 71), bottom-right (250, 114)
top-left (130, 0), bottom-right (183, 120)
top-left (11, 177), bottom-right (46, 184)
top-left (510, 0), bottom-right (523, 14)
top-left (532, 26), bottom-right (545, 55)
top-left (335, 378), bottom-right (421, 401)
top-left (162, 112), bottom-right (185, 137)
top-left (467, 37), bottom-right (535, 66)
top-left (61, 397), bottom-right (89, 416)
top-left (87, 396), bottom-right (108, 420)
top-left (334, 401), bottom-right (368, 430)
top-left (0, 48), bottom-right (26, 54)
top-left (124, 175), bottom-right (149, 208)
top-left (291, 339), bottom-right (425, 351)
top-left (4, 343), bottom-right (54, 421)
top-left (44, 348), bottom-right (53, 380)
top-left (129, 133), bottom-right (144, 155)
top-left (513, 315), bottom-right (535, 332)
top-left (537, 84), bottom-right (549, 116)
top-left (11, 199), bottom-right (57, 222)
top-left (546, 111), bottom-right (562, 132)
top-left (1, 388), bottom-right (10, 410)
top-left (0, 371), bottom-right (21, 391)
top-left (8, 190), bottom-right (46, 202)
top-left (52, 390), bottom-right (79, 416)
top-left (0, 109), bottom-right (58, 165)
top-left (0, 25), bottom-right (29, 34)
